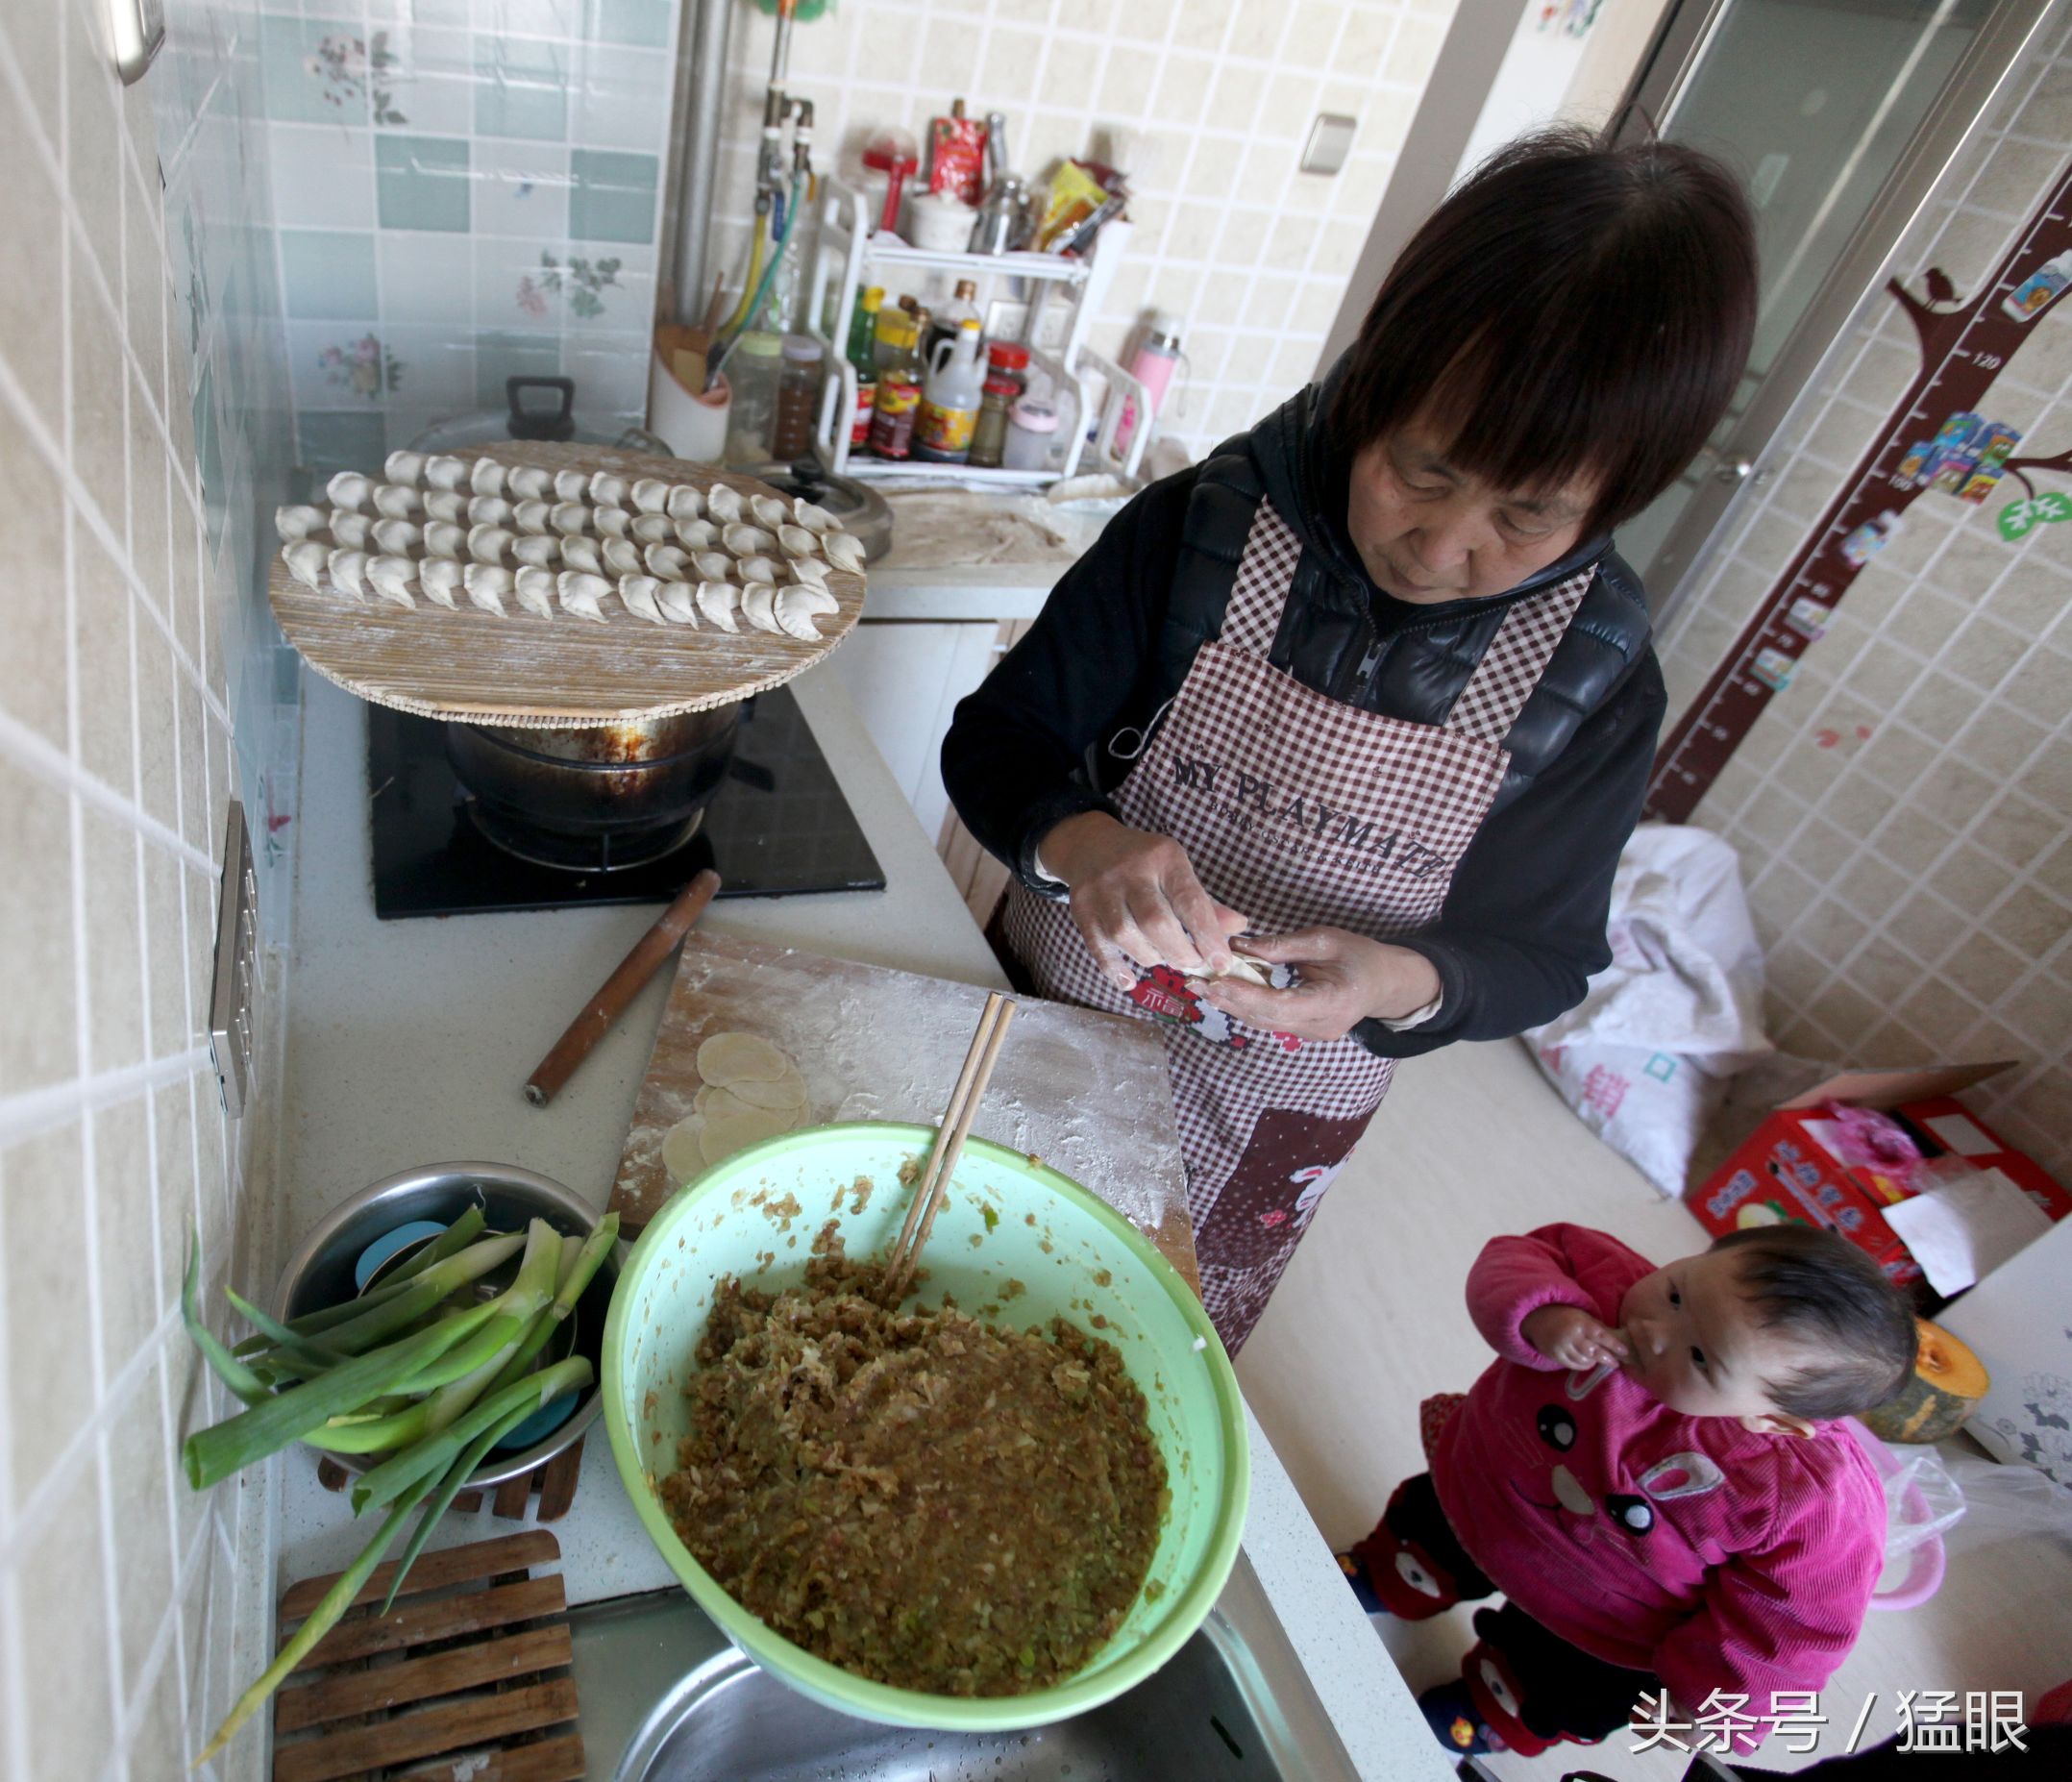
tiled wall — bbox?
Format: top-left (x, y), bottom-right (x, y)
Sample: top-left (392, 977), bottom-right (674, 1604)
top-left (1657, 8), bottom-right (2072, 1183)
top-left (262, 0), bottom-right (684, 475)
top-left (705, 0), bottom-right (1459, 458)
top-left (1, 0), bottom-right (292, 1777)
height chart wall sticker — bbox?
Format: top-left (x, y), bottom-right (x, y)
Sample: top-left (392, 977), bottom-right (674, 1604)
top-left (1646, 161), bottom-right (2072, 824)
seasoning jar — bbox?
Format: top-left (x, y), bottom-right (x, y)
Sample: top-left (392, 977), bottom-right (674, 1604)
top-left (869, 309), bottom-right (925, 460)
top-left (985, 340), bottom-right (1031, 397)
top-left (724, 330), bottom-right (785, 465)
top-left (968, 375), bottom-right (1020, 469)
top-left (1001, 395), bottom-right (1059, 472)
top-left (770, 334), bottom-right (826, 461)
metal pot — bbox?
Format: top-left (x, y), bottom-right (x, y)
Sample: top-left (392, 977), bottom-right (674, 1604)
top-left (444, 704), bottom-right (743, 839)
top-left (410, 375), bottom-right (672, 453)
top-left (273, 1162), bottom-right (617, 1491)
top-left (737, 460), bottom-right (893, 561)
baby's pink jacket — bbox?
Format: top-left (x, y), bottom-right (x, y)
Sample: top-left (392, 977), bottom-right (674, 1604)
top-left (1430, 1224), bottom-right (1887, 1748)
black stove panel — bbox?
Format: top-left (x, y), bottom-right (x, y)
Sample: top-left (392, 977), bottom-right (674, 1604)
top-left (367, 687), bottom-right (886, 920)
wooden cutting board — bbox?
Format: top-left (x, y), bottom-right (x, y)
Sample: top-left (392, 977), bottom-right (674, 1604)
top-left (267, 442), bottom-right (865, 728)
top-left (609, 930), bottom-right (1199, 1293)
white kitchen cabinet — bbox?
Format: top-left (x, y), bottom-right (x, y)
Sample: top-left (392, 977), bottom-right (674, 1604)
top-left (829, 620), bottom-right (1009, 844)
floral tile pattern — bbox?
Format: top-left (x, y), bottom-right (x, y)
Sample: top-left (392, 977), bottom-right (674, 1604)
top-left (261, 2), bottom-right (680, 462)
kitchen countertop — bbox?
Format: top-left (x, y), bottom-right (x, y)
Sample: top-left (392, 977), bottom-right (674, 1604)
top-left (848, 489), bottom-right (1108, 621)
top-left (271, 666), bottom-right (1443, 1779)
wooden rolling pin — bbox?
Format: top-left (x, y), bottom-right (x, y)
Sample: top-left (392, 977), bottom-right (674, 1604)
top-left (524, 869), bottom-right (721, 1106)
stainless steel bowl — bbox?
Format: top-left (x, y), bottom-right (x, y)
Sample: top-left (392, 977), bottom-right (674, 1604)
top-left (272, 1162), bottom-right (618, 1489)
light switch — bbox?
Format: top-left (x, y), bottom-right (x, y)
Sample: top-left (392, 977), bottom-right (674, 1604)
top-left (209, 802), bottom-right (258, 1119)
top-left (1300, 114), bottom-right (1358, 177)
top-left (107, 0), bottom-right (166, 84)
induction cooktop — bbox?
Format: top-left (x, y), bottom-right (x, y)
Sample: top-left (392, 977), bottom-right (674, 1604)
top-left (366, 686), bottom-right (886, 920)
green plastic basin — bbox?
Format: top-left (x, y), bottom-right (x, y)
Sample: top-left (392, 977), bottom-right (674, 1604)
top-left (601, 1122), bottom-right (1249, 1732)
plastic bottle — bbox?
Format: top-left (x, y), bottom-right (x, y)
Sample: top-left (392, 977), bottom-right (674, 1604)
top-left (725, 331), bottom-right (785, 465)
top-left (1114, 310), bottom-right (1185, 459)
top-left (1001, 395), bottom-right (1059, 472)
top-left (869, 309), bottom-right (924, 459)
top-left (968, 374), bottom-right (1019, 469)
top-left (770, 334), bottom-right (825, 461)
top-left (923, 278), bottom-right (981, 370)
top-left (915, 319), bottom-right (985, 463)
top-left (845, 285), bottom-right (883, 451)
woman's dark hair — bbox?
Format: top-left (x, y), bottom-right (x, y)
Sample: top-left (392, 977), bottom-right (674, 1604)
top-left (1710, 1225), bottom-right (1917, 1422)
top-left (1328, 125), bottom-right (1758, 541)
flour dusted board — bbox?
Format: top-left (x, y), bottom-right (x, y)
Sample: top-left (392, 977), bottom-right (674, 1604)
top-left (610, 929), bottom-right (1199, 1293)
top-left (267, 442), bottom-right (865, 727)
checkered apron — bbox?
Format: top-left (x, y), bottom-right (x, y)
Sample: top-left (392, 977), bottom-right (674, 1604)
top-left (1004, 502), bottom-right (1592, 1349)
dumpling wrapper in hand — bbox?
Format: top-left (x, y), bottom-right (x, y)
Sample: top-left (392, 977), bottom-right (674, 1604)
top-left (1186, 952), bottom-right (1272, 988)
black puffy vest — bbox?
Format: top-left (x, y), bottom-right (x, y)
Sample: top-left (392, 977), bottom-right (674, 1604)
top-left (1111, 382), bottom-right (1656, 815)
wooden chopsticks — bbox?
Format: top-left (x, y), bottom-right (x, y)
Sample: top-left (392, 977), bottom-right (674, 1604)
top-left (884, 992), bottom-right (1016, 1296)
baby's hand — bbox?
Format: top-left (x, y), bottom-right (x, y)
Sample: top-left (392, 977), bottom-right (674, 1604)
top-left (1521, 1305), bottom-right (1629, 1371)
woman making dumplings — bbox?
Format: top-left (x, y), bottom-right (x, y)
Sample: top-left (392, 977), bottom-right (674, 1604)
top-left (942, 130), bottom-right (1758, 1351)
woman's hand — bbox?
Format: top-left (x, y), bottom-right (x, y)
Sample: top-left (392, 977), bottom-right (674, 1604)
top-left (1039, 812), bottom-right (1248, 993)
top-left (1197, 928), bottom-right (1443, 1042)
top-left (1520, 1305), bottom-right (1629, 1372)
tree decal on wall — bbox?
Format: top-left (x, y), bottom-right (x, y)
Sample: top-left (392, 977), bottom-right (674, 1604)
top-left (1646, 162), bottom-right (2072, 824)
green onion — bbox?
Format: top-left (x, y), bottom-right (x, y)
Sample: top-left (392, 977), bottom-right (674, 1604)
top-left (294, 1232), bottom-right (526, 1358)
top-left (181, 1213), bottom-right (612, 1765)
top-left (224, 1289), bottom-right (347, 1374)
top-left (377, 1203), bottom-right (489, 1286)
top-left (193, 1491), bottom-right (422, 1767)
top-left (224, 1209), bottom-right (489, 1356)
top-left (351, 1357), bottom-right (592, 1515)
top-left (181, 1229), bottom-right (272, 1407)
top-left (183, 1299), bottom-right (500, 1489)
top-left (379, 1398), bottom-right (541, 1615)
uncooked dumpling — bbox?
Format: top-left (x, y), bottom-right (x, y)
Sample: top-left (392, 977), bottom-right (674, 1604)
top-left (1188, 953), bottom-right (1272, 988)
top-left (660, 1116), bottom-right (706, 1186)
top-left (696, 1031), bottom-right (792, 1085)
top-left (701, 1105), bottom-right (799, 1166)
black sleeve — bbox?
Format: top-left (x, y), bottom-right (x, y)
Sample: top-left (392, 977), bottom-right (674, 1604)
top-left (1354, 648), bottom-right (1667, 1058)
top-left (940, 468), bottom-right (1199, 892)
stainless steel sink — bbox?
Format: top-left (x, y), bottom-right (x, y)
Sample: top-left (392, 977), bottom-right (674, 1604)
top-left (566, 1552), bottom-right (1361, 1781)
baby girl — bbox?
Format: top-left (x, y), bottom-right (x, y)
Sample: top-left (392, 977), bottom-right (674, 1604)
top-left (1342, 1222), bottom-right (1916, 1758)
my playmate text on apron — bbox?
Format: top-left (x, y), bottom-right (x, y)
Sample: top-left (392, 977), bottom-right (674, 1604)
top-left (1005, 502), bottom-right (1591, 1349)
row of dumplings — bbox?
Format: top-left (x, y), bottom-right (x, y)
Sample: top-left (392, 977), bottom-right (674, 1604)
top-left (278, 502), bottom-right (831, 587)
top-left (322, 457), bottom-right (864, 567)
top-left (287, 550), bottom-right (839, 638)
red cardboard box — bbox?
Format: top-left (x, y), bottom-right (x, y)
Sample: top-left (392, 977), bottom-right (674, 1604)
top-left (1891, 1097), bottom-right (2072, 1224)
top-left (1691, 1106), bottom-right (1927, 1287)
top-left (1685, 1064), bottom-right (2060, 1291)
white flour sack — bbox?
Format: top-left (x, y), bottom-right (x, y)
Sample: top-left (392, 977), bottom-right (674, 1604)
top-left (1523, 825), bottom-right (1772, 1197)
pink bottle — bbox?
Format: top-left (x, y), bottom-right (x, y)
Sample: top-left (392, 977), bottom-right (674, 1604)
top-left (1114, 310), bottom-right (1185, 460)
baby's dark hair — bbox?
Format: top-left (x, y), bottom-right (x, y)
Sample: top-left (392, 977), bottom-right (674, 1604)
top-left (1711, 1225), bottom-right (1917, 1422)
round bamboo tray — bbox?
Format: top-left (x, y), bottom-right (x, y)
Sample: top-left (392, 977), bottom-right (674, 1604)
top-left (266, 442), bottom-right (865, 729)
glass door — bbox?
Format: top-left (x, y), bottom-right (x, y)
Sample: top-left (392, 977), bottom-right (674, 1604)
top-left (1608, 0), bottom-right (2050, 608)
